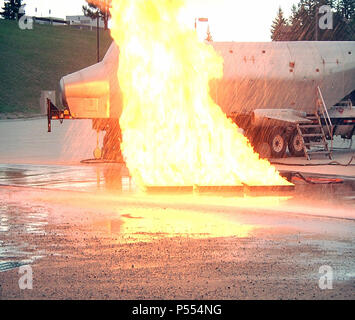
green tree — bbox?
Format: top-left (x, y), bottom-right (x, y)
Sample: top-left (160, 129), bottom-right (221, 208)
top-left (289, 1), bottom-right (315, 40)
top-left (0, 0), bottom-right (24, 20)
top-left (271, 7), bottom-right (290, 41)
top-left (83, 0), bottom-right (111, 30)
top-left (332, 0), bottom-right (355, 40)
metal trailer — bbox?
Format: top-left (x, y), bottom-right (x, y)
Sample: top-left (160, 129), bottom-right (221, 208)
top-left (48, 41), bottom-right (355, 160)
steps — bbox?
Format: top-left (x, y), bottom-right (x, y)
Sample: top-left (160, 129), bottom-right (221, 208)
top-left (296, 111), bottom-right (332, 160)
top-left (295, 87), bottom-right (334, 160)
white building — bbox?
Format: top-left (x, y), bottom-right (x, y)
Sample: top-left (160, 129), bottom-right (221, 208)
top-left (21, 0), bottom-right (69, 25)
top-left (66, 15), bottom-right (105, 29)
top-left (24, 0), bottom-right (61, 19)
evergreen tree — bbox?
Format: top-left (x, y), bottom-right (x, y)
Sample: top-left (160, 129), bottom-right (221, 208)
top-left (0, 0), bottom-right (24, 20)
top-left (333, 0), bottom-right (355, 40)
top-left (83, 0), bottom-right (111, 30)
top-left (289, 4), bottom-right (303, 40)
top-left (271, 7), bottom-right (289, 41)
top-left (289, 1), bottom-right (315, 40)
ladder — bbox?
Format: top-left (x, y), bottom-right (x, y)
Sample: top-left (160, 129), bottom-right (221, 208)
top-left (296, 87), bottom-right (333, 160)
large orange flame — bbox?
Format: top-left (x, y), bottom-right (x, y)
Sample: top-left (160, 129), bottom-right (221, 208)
top-left (109, 0), bottom-right (290, 188)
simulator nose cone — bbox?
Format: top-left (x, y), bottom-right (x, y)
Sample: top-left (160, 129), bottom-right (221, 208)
top-left (55, 43), bottom-right (122, 119)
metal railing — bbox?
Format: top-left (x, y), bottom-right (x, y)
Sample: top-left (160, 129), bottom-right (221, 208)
top-left (317, 86), bottom-right (334, 149)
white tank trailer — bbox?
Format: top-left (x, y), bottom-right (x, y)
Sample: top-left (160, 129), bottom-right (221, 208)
top-left (48, 41), bottom-right (355, 160)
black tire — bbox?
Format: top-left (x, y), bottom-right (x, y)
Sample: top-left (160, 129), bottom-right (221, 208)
top-left (268, 127), bottom-right (287, 158)
top-left (288, 130), bottom-right (305, 157)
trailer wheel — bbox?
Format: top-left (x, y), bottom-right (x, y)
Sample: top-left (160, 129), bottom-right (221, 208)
top-left (255, 141), bottom-right (272, 159)
top-left (288, 130), bottom-right (305, 157)
top-left (268, 127), bottom-right (287, 158)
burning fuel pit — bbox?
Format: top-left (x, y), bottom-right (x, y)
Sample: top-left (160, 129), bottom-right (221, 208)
top-left (91, 0), bottom-right (293, 191)
top-left (143, 163), bottom-right (296, 196)
top-left (145, 186), bottom-right (194, 194)
top-left (195, 186), bottom-right (245, 195)
top-left (145, 185), bottom-right (295, 196)
top-left (245, 185), bottom-right (295, 197)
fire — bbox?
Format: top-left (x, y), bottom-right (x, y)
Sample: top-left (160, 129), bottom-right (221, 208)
top-left (109, 0), bottom-right (290, 188)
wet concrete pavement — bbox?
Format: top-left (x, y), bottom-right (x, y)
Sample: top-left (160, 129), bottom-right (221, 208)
top-left (0, 162), bottom-right (354, 299)
top-left (0, 118), bottom-right (354, 299)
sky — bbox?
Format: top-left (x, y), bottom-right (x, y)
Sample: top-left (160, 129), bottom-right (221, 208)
top-left (0, 0), bottom-right (298, 41)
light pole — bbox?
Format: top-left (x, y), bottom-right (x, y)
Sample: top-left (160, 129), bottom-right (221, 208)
top-left (195, 17), bottom-right (209, 31)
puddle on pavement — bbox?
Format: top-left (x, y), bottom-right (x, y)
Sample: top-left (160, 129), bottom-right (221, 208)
top-left (0, 163), bottom-right (135, 193)
top-left (290, 179), bottom-right (355, 208)
top-left (0, 203), bottom-right (47, 268)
